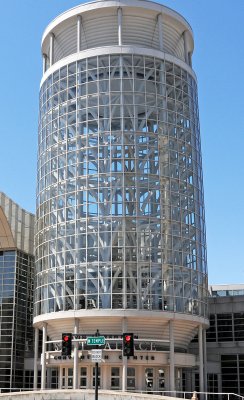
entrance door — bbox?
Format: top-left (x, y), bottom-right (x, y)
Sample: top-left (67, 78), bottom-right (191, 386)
top-left (62, 365), bottom-right (102, 389)
top-left (78, 365), bottom-right (101, 389)
top-left (144, 367), bottom-right (165, 392)
top-left (111, 367), bottom-right (121, 390)
top-left (61, 367), bottom-right (73, 389)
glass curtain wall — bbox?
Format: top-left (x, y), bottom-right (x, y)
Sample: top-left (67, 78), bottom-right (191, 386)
top-left (0, 250), bottom-right (34, 390)
top-left (35, 54), bottom-right (207, 317)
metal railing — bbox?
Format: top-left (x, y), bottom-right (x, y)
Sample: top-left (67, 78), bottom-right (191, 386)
top-left (132, 391), bottom-right (244, 400)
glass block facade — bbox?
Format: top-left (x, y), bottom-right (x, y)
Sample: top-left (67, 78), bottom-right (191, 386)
top-left (35, 54), bottom-right (207, 317)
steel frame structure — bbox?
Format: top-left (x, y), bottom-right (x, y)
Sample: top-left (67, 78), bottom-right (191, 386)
top-left (34, 0), bottom-right (208, 393)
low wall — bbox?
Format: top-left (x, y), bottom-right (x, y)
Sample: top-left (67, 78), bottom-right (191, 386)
top-left (0, 390), bottom-right (176, 400)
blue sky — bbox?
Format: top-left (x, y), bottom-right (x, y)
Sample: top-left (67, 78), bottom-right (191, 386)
top-left (0, 0), bottom-right (244, 284)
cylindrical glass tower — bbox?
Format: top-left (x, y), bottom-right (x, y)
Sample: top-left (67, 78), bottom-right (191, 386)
top-left (34, 0), bottom-right (208, 392)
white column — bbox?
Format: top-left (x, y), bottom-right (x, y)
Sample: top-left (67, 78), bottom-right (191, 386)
top-left (188, 52), bottom-right (192, 67)
top-left (102, 364), bottom-right (109, 390)
top-left (203, 329), bottom-right (207, 391)
top-left (77, 15), bottom-right (82, 52)
top-left (41, 322), bottom-right (47, 390)
top-left (158, 13), bottom-right (163, 51)
top-left (59, 366), bottom-right (63, 389)
top-left (183, 30), bottom-right (189, 65)
top-left (122, 318), bottom-right (127, 391)
top-left (118, 8), bottom-right (122, 46)
top-left (73, 319), bottom-right (79, 389)
top-left (198, 324), bottom-right (204, 394)
top-left (34, 328), bottom-right (39, 390)
top-left (50, 33), bottom-right (54, 67)
top-left (137, 365), bottom-right (144, 391)
top-left (169, 320), bottom-right (175, 394)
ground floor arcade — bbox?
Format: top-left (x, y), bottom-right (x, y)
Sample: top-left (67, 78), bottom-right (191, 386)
top-left (33, 311), bottom-right (208, 393)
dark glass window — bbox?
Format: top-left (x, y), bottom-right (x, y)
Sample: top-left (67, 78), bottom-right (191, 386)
top-left (206, 314), bottom-right (216, 342)
top-left (234, 313), bottom-right (244, 341)
top-left (207, 373), bottom-right (218, 400)
top-left (221, 355), bottom-right (238, 394)
top-left (217, 313), bottom-right (233, 342)
top-left (239, 355), bottom-right (244, 395)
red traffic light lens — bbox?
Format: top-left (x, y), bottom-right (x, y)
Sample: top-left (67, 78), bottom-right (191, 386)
top-left (125, 335), bottom-right (131, 342)
top-left (63, 335), bottom-right (70, 342)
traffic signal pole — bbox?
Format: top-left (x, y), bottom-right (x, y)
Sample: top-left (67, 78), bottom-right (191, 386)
top-left (95, 329), bottom-right (100, 400)
top-left (95, 361), bottom-right (98, 400)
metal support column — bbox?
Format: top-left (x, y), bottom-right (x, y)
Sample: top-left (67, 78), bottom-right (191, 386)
top-left (198, 324), bottom-right (204, 394)
top-left (118, 8), bottom-right (122, 46)
top-left (41, 322), bottom-right (47, 390)
top-left (169, 320), bottom-right (175, 394)
top-left (34, 328), bottom-right (39, 390)
top-left (77, 15), bottom-right (82, 52)
top-left (73, 319), bottom-right (79, 389)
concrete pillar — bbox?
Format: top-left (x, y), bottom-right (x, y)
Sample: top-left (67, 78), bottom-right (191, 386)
top-left (50, 33), bottom-right (54, 66)
top-left (137, 365), bottom-right (144, 391)
top-left (59, 366), bottom-right (63, 389)
top-left (41, 322), bottom-right (47, 390)
top-left (34, 328), bottom-right (39, 390)
top-left (158, 13), bottom-right (164, 51)
top-left (102, 364), bottom-right (109, 390)
top-left (198, 324), bottom-right (204, 394)
top-left (164, 367), bottom-right (170, 392)
top-left (73, 319), bottom-right (79, 389)
top-left (169, 320), bottom-right (175, 394)
top-left (118, 8), bottom-right (122, 46)
top-left (203, 328), bottom-right (207, 391)
top-left (77, 15), bottom-right (82, 52)
top-left (188, 52), bottom-right (192, 67)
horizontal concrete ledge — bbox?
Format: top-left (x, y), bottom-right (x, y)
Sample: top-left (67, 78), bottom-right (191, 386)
top-left (0, 389), bottom-right (180, 400)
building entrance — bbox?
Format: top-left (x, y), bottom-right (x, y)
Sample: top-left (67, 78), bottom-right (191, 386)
top-left (61, 367), bottom-right (73, 389)
top-left (61, 366), bottom-right (101, 389)
top-left (144, 367), bottom-right (165, 392)
top-left (79, 366), bottom-right (101, 389)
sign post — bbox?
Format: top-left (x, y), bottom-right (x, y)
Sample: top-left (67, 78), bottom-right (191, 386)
top-left (89, 330), bottom-right (103, 400)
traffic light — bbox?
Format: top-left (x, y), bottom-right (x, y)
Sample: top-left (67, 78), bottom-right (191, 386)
top-left (122, 333), bottom-right (134, 357)
top-left (62, 333), bottom-right (72, 356)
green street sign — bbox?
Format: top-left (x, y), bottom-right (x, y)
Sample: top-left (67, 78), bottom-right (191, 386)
top-left (87, 336), bottom-right (105, 346)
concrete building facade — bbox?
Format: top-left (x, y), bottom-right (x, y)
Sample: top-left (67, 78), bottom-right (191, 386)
top-left (34, 0), bottom-right (208, 393)
top-left (0, 192), bottom-right (35, 390)
top-left (206, 285), bottom-right (244, 397)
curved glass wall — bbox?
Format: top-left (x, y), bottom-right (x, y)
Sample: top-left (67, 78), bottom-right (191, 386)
top-left (35, 54), bottom-right (207, 317)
